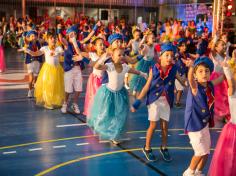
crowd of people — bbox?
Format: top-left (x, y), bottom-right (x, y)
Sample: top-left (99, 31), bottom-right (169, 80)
top-left (0, 14), bottom-right (236, 176)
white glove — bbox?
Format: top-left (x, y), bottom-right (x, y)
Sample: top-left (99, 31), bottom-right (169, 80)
top-left (139, 71), bottom-right (148, 79)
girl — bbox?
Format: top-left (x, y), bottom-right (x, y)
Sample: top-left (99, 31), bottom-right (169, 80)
top-left (87, 48), bottom-right (147, 144)
top-left (183, 57), bottom-right (225, 176)
top-left (210, 39), bottom-right (230, 122)
top-left (24, 32), bottom-right (64, 109)
top-left (83, 36), bottom-right (106, 116)
top-left (131, 43), bottom-right (186, 162)
top-left (0, 28), bottom-right (6, 73)
top-left (129, 31), bottom-right (157, 97)
top-left (208, 50), bottom-right (236, 176)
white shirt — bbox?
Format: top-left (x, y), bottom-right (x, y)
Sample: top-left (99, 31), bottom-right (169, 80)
top-left (88, 52), bottom-right (104, 77)
top-left (229, 92), bottom-right (236, 124)
top-left (105, 63), bottom-right (130, 91)
top-left (144, 44), bottom-right (155, 61)
top-left (212, 53), bottom-right (224, 73)
top-left (131, 40), bottom-right (140, 54)
top-left (40, 46), bottom-right (63, 66)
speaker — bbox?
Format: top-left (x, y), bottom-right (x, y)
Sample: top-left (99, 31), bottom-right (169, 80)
top-left (101, 10), bottom-right (108, 20)
top-left (29, 7), bottom-right (37, 20)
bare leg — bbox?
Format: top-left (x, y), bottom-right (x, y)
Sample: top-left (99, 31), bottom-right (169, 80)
top-left (145, 121), bottom-right (157, 150)
top-left (160, 119), bottom-right (168, 148)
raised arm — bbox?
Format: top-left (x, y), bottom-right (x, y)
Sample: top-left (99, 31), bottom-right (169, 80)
top-left (80, 21), bottom-right (101, 44)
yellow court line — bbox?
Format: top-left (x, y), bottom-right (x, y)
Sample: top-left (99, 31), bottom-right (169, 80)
top-left (35, 147), bottom-right (215, 176)
top-left (0, 128), bottom-right (222, 150)
top-left (0, 135), bottom-right (97, 150)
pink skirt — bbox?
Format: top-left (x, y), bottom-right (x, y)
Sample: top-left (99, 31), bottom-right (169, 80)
top-left (210, 72), bottom-right (230, 120)
top-left (0, 46), bottom-right (6, 72)
top-left (83, 73), bottom-right (102, 117)
top-left (208, 122), bottom-right (236, 176)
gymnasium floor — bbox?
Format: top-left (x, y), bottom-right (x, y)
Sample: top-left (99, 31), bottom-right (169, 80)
top-left (0, 48), bottom-right (222, 176)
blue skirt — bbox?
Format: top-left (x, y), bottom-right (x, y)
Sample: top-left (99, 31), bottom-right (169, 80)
top-left (130, 58), bottom-right (155, 92)
top-left (87, 85), bottom-right (129, 140)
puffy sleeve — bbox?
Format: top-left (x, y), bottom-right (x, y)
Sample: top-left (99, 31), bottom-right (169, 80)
top-left (105, 62), bottom-right (114, 72)
top-left (123, 63), bottom-right (130, 73)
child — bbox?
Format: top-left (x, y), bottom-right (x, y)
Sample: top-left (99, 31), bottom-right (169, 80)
top-left (0, 28), bottom-right (6, 73)
top-left (131, 43), bottom-right (186, 162)
top-left (87, 48), bottom-right (147, 144)
top-left (183, 57), bottom-right (225, 176)
top-left (210, 39), bottom-right (230, 122)
top-left (24, 32), bottom-right (64, 109)
top-left (61, 21), bottom-right (100, 114)
top-left (124, 27), bottom-right (142, 89)
top-left (175, 38), bottom-right (191, 107)
top-left (25, 30), bottom-right (43, 98)
top-left (208, 50), bottom-right (236, 176)
top-left (83, 36), bottom-right (106, 116)
top-left (129, 31), bottom-right (157, 97)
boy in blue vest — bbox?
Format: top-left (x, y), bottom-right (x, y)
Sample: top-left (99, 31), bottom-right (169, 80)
top-left (131, 43), bottom-right (186, 162)
top-left (183, 57), bottom-right (225, 176)
top-left (25, 30), bottom-right (43, 98)
top-left (61, 21), bottom-right (100, 114)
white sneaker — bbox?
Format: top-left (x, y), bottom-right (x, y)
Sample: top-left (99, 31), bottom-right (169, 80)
top-left (111, 140), bottom-right (120, 145)
top-left (72, 103), bottom-right (80, 114)
top-left (183, 169), bottom-right (195, 176)
top-left (27, 90), bottom-right (33, 98)
top-left (61, 103), bottom-right (67, 113)
top-left (195, 171), bottom-right (205, 176)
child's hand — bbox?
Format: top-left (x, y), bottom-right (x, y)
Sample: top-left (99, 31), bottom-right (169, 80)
top-left (183, 59), bottom-right (193, 67)
top-left (232, 49), bottom-right (236, 60)
top-left (96, 20), bottom-right (102, 27)
top-left (72, 54), bottom-right (83, 61)
top-left (221, 57), bottom-right (229, 67)
top-left (139, 71), bottom-right (148, 79)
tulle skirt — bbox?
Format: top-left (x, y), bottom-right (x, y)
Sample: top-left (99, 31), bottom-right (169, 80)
top-left (83, 73), bottom-right (102, 116)
top-left (34, 63), bottom-right (65, 109)
top-left (87, 85), bottom-right (129, 140)
top-left (208, 122), bottom-right (236, 176)
top-left (129, 58), bottom-right (155, 92)
top-left (0, 46), bottom-right (6, 72)
top-left (210, 72), bottom-right (230, 120)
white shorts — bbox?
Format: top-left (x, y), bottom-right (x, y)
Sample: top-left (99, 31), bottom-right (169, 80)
top-left (188, 125), bottom-right (211, 156)
top-left (175, 75), bottom-right (186, 91)
top-left (27, 61), bottom-right (40, 76)
top-left (147, 96), bottom-right (170, 122)
top-left (64, 66), bottom-right (83, 93)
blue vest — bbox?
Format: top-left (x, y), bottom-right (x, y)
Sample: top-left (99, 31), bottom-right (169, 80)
top-left (146, 64), bottom-right (177, 108)
top-left (184, 82), bottom-right (214, 132)
top-left (175, 52), bottom-right (190, 76)
top-left (63, 42), bottom-right (85, 72)
top-left (25, 41), bottom-right (43, 64)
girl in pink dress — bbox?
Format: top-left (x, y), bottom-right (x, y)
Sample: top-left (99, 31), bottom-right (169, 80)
top-left (208, 51), bottom-right (236, 176)
top-left (210, 39), bottom-right (230, 122)
top-left (83, 37), bottom-right (106, 116)
top-left (0, 28), bottom-right (6, 73)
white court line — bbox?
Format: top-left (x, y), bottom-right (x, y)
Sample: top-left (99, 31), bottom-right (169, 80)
top-left (53, 145), bottom-right (66, 149)
top-left (217, 130), bottom-right (222, 133)
top-left (29, 148), bottom-right (43, 152)
top-left (99, 140), bottom-right (110, 143)
top-left (76, 143), bottom-right (90, 146)
top-left (56, 123), bottom-right (87, 128)
top-left (179, 133), bottom-right (187, 136)
top-left (159, 135), bottom-right (171, 137)
top-left (3, 151), bottom-right (17, 155)
top-left (139, 137), bottom-right (146, 139)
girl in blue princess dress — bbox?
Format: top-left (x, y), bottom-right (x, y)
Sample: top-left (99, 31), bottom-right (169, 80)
top-left (87, 47), bottom-right (147, 144)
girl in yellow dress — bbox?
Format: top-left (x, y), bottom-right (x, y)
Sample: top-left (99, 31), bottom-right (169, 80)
top-left (24, 32), bottom-right (65, 109)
